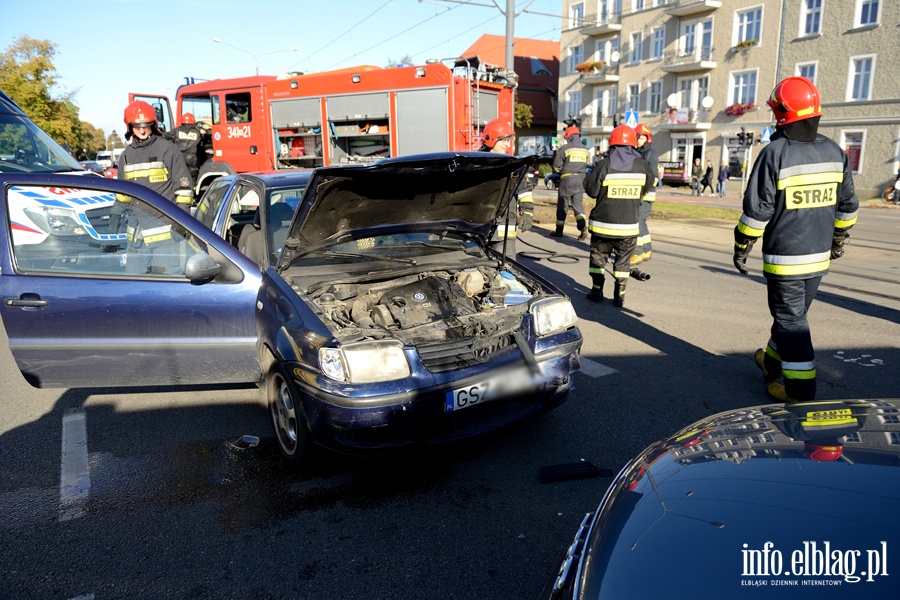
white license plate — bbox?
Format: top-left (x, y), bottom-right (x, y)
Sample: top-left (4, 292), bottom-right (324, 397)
top-left (444, 366), bottom-right (539, 413)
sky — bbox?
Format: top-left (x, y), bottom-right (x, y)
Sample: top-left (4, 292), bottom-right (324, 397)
top-left (2, 0), bottom-right (562, 143)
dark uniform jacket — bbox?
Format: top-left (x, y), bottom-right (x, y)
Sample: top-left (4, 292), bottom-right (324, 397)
top-left (736, 130), bottom-right (858, 280)
top-left (583, 152), bottom-right (655, 238)
top-left (118, 134), bottom-right (193, 202)
top-left (165, 124), bottom-right (208, 179)
top-left (552, 139), bottom-right (592, 192)
top-left (494, 175), bottom-right (534, 242)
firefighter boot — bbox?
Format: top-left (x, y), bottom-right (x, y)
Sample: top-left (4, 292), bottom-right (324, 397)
top-left (550, 228), bottom-right (564, 238)
top-left (613, 280), bottom-right (627, 307)
top-left (766, 381), bottom-right (801, 403)
top-left (629, 253), bottom-right (642, 266)
top-left (577, 220), bottom-right (589, 241)
top-left (586, 276), bottom-right (604, 303)
top-left (754, 349), bottom-right (778, 384)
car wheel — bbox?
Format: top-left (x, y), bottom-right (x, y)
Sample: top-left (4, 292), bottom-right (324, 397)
top-left (545, 179), bottom-right (555, 190)
top-left (268, 363), bottom-right (313, 468)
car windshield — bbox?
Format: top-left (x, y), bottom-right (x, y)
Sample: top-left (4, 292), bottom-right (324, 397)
top-left (0, 113), bottom-right (84, 173)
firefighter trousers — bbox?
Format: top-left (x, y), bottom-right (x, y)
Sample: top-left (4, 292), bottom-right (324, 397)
top-left (555, 178), bottom-right (587, 232)
top-left (636, 200), bottom-right (653, 255)
top-left (589, 236), bottom-right (636, 292)
top-left (763, 277), bottom-right (821, 401)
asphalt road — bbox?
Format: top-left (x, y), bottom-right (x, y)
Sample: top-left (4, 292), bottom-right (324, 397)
top-left (0, 205), bottom-right (897, 599)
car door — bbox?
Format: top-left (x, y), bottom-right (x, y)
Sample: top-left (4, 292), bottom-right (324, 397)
top-left (0, 174), bottom-right (262, 388)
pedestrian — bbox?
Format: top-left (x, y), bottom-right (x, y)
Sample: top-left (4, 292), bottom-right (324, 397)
top-left (479, 119), bottom-right (534, 258)
top-left (164, 113), bottom-right (210, 187)
top-left (690, 157), bottom-right (702, 195)
top-left (700, 159), bottom-right (714, 196)
top-left (583, 125), bottom-right (656, 307)
top-left (118, 100), bottom-right (194, 209)
top-left (717, 161), bottom-right (730, 198)
top-left (633, 123), bottom-right (658, 264)
top-left (550, 125), bottom-right (592, 240)
top-left (732, 76), bottom-right (859, 402)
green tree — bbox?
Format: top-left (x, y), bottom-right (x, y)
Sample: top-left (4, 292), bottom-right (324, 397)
top-left (386, 54), bottom-right (413, 68)
top-left (0, 35), bottom-right (100, 156)
top-left (514, 102), bottom-right (533, 130)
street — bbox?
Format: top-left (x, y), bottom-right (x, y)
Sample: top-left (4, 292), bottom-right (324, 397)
top-left (0, 206), bottom-right (898, 599)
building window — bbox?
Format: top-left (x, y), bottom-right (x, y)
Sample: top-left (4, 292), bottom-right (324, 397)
top-left (630, 32), bottom-right (643, 64)
top-left (597, 39), bottom-right (607, 62)
top-left (566, 91), bottom-right (582, 122)
top-left (650, 81), bottom-right (663, 113)
top-left (800, 0), bottom-right (822, 35)
top-left (682, 22), bottom-right (696, 55)
top-left (881, 414), bottom-right (900, 424)
top-left (651, 28), bottom-right (665, 60)
top-left (730, 70), bottom-right (758, 105)
top-left (634, 0), bottom-right (644, 11)
top-left (735, 7), bottom-right (763, 45)
top-left (848, 55), bottom-right (874, 101)
top-left (889, 432), bottom-right (900, 446)
top-left (569, 45), bottom-right (584, 74)
top-left (856, 0), bottom-right (880, 27)
top-left (569, 2), bottom-right (584, 29)
top-left (795, 61), bottom-right (818, 84)
top-left (841, 131), bottom-right (865, 173)
top-left (628, 84), bottom-right (640, 112)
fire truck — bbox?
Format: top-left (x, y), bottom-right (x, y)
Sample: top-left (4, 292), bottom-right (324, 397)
top-left (130, 62), bottom-right (514, 198)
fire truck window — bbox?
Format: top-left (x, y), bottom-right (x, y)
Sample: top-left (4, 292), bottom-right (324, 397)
top-left (225, 93), bottom-right (251, 124)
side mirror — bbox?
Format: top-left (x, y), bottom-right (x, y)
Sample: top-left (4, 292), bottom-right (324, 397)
top-left (184, 252), bottom-right (221, 282)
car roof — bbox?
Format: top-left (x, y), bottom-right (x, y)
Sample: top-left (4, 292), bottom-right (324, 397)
top-left (237, 171), bottom-right (314, 189)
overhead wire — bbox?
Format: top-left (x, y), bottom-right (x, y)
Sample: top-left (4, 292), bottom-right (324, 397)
top-left (290, 0), bottom-right (393, 69)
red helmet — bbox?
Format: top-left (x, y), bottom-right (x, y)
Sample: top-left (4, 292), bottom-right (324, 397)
top-left (481, 119), bottom-right (514, 149)
top-left (564, 125), bottom-right (580, 140)
top-left (124, 100), bottom-right (157, 127)
top-left (804, 443), bottom-right (843, 462)
top-left (609, 125), bottom-right (637, 148)
top-left (182, 113), bottom-right (195, 125)
top-left (767, 76), bottom-right (822, 126)
top-left (634, 123), bottom-right (652, 143)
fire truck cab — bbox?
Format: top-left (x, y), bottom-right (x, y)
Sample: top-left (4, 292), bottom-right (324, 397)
top-left (131, 62), bottom-right (514, 199)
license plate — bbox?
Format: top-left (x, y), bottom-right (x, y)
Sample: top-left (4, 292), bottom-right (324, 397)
top-left (445, 366), bottom-right (538, 413)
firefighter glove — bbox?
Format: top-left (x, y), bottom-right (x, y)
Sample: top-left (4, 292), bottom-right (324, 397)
top-left (733, 240), bottom-right (755, 275)
top-left (831, 230), bottom-right (850, 260)
top-left (519, 213), bottom-right (533, 232)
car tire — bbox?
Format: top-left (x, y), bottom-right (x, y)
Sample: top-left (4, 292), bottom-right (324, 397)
top-left (545, 179), bottom-right (555, 190)
top-left (268, 362), bottom-right (314, 468)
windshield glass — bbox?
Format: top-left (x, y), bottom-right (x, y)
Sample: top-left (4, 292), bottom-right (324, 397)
top-left (0, 113), bottom-right (84, 173)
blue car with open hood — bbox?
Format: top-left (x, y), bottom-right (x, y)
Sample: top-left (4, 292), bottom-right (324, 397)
top-left (0, 152), bottom-right (582, 466)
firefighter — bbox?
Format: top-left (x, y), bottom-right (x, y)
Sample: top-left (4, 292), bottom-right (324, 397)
top-left (583, 125), bottom-right (656, 307)
top-left (550, 125), bottom-right (592, 240)
top-left (119, 100), bottom-right (194, 209)
top-left (165, 113), bottom-right (209, 186)
top-left (479, 119), bottom-right (534, 258)
top-left (733, 76), bottom-right (859, 402)
top-left (633, 123), bottom-right (658, 264)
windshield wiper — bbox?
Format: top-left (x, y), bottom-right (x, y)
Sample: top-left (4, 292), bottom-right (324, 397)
top-left (319, 250), bottom-right (418, 265)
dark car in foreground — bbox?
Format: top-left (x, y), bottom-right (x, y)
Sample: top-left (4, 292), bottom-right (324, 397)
top-left (544, 398), bottom-right (900, 599)
top-left (0, 153), bottom-right (582, 467)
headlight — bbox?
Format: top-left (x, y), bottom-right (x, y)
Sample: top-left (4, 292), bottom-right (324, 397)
top-left (23, 206), bottom-right (87, 236)
top-left (319, 340), bottom-right (411, 383)
top-left (531, 297), bottom-right (577, 337)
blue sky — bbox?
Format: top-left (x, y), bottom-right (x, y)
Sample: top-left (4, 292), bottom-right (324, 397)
top-left (2, 0), bottom-right (562, 140)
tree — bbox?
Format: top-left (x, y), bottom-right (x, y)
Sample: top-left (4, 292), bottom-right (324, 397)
top-left (514, 102), bottom-right (533, 130)
top-left (386, 55), bottom-right (413, 68)
top-left (0, 35), bottom-right (102, 157)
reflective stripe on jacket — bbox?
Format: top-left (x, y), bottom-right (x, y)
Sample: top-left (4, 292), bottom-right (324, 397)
top-left (584, 158), bottom-right (654, 239)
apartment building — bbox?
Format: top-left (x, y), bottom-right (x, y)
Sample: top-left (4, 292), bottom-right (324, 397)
top-left (558, 0), bottom-right (898, 197)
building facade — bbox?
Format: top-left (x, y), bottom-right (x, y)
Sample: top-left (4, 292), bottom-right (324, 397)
top-left (558, 0), bottom-right (898, 197)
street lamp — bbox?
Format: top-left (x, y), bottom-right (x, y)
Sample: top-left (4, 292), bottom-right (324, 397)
top-left (212, 39), bottom-right (298, 75)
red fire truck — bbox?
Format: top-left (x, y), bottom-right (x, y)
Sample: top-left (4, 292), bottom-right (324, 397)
top-left (130, 62), bottom-right (514, 198)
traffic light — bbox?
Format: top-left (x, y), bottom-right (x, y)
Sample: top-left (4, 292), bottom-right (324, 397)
top-left (746, 131), bottom-right (755, 145)
top-left (738, 127), bottom-right (746, 145)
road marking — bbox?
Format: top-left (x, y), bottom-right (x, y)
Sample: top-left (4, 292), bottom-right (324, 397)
top-left (67, 595), bottom-right (95, 600)
top-left (59, 408), bottom-right (89, 522)
top-left (579, 358), bottom-right (618, 378)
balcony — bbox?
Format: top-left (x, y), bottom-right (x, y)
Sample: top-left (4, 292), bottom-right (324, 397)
top-left (665, 0), bottom-right (722, 17)
top-left (580, 12), bottom-right (622, 36)
top-left (660, 107), bottom-right (714, 132)
top-left (660, 46), bottom-right (717, 73)
top-left (581, 115), bottom-right (617, 135)
top-left (579, 64), bottom-right (620, 85)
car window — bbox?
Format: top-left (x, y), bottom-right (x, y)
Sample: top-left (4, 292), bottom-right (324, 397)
top-left (194, 178), bottom-right (233, 229)
top-left (0, 113), bottom-right (83, 174)
top-left (265, 186), bottom-right (305, 263)
top-left (7, 184), bottom-right (208, 278)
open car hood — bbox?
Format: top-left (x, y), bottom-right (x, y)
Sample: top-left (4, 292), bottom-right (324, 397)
top-left (279, 152), bottom-right (532, 265)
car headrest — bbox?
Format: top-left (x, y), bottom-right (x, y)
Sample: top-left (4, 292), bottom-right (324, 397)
top-left (270, 202), bottom-right (294, 225)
